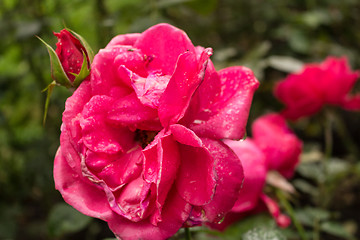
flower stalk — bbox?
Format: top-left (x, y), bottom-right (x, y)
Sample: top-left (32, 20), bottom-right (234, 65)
top-left (276, 189), bottom-right (308, 240)
top-left (184, 228), bottom-right (192, 240)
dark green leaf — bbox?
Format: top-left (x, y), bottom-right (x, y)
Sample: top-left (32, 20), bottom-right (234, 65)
top-left (48, 203), bottom-right (92, 237)
top-left (321, 221), bottom-right (355, 240)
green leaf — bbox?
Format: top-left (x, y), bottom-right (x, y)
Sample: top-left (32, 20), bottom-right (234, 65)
top-left (296, 162), bottom-right (325, 183)
top-left (48, 203), bottom-right (92, 237)
top-left (294, 207), bottom-right (330, 226)
top-left (325, 158), bottom-right (351, 177)
top-left (67, 28), bottom-right (95, 63)
top-left (267, 55), bottom-right (304, 73)
top-left (293, 179), bottom-right (319, 197)
top-left (224, 214), bottom-right (275, 239)
top-left (242, 227), bottom-right (287, 240)
top-left (321, 221), bottom-right (355, 240)
top-left (37, 36), bottom-right (72, 88)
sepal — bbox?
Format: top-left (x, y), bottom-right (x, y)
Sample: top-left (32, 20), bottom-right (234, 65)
top-left (67, 28), bottom-right (95, 63)
top-left (38, 36), bottom-right (73, 88)
top-left (42, 81), bottom-right (56, 125)
top-left (71, 52), bottom-right (91, 88)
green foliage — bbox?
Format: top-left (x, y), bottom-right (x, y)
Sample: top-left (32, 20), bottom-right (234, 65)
top-left (243, 227), bottom-right (286, 240)
top-left (48, 203), bottom-right (92, 237)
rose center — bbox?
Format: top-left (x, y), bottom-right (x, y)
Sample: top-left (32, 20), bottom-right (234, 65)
top-left (134, 129), bottom-right (158, 149)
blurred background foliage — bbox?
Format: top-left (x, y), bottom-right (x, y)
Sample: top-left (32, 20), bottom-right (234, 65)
top-left (0, 0), bottom-right (360, 239)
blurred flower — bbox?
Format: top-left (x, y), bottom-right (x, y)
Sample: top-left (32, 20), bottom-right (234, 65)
top-left (209, 113), bottom-right (302, 230)
top-left (54, 23), bottom-right (259, 240)
top-left (252, 113), bottom-right (302, 179)
top-left (274, 57), bottom-right (360, 120)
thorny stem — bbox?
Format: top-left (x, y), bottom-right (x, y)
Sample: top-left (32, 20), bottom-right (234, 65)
top-left (276, 190), bottom-right (308, 240)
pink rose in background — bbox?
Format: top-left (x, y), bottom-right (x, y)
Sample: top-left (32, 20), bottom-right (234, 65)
top-left (274, 57), bottom-right (360, 120)
top-left (210, 113), bottom-right (302, 231)
top-left (252, 113), bottom-right (302, 179)
top-left (54, 29), bottom-right (90, 82)
top-left (54, 23), bottom-right (259, 240)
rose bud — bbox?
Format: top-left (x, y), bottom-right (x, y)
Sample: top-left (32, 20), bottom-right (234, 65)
top-left (39, 29), bottom-right (94, 124)
top-left (40, 29), bottom-right (94, 89)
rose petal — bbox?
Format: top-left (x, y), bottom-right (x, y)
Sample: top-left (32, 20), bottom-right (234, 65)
top-left (190, 66), bottom-right (259, 140)
top-left (54, 147), bottom-right (113, 220)
top-left (114, 175), bottom-right (154, 221)
top-left (158, 48), bottom-right (212, 127)
top-left (106, 33), bottom-right (141, 48)
top-left (181, 47), bottom-right (221, 125)
top-left (80, 95), bottom-right (135, 154)
top-left (134, 23), bottom-right (196, 75)
top-left (90, 46), bottom-right (141, 96)
top-left (106, 92), bottom-right (162, 131)
top-left (170, 124), bottom-right (216, 206)
top-left (62, 80), bottom-right (92, 143)
top-left (194, 47), bottom-right (222, 112)
top-left (119, 66), bottom-right (171, 108)
top-left (88, 146), bottom-right (143, 189)
top-left (196, 138), bottom-right (244, 223)
top-left (108, 187), bottom-right (191, 240)
top-left (143, 131), bottom-right (181, 224)
top-left (224, 139), bottom-right (266, 213)
top-left (59, 129), bottom-right (83, 175)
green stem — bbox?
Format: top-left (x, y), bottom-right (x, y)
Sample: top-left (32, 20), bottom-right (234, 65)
top-left (332, 112), bottom-right (360, 158)
top-left (319, 109), bottom-right (334, 208)
top-left (324, 109), bottom-right (333, 160)
top-left (184, 228), bottom-right (192, 240)
top-left (313, 217), bottom-right (320, 240)
top-left (276, 190), bottom-right (308, 240)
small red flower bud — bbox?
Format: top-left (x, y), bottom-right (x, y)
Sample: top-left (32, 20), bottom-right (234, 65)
top-left (54, 29), bottom-right (90, 82)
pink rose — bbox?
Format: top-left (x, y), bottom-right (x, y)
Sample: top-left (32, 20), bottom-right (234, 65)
top-left (54, 29), bottom-right (90, 82)
top-left (274, 57), bottom-right (360, 120)
top-left (210, 113), bottom-right (301, 230)
top-left (252, 113), bottom-right (302, 179)
top-left (54, 23), bottom-right (259, 240)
